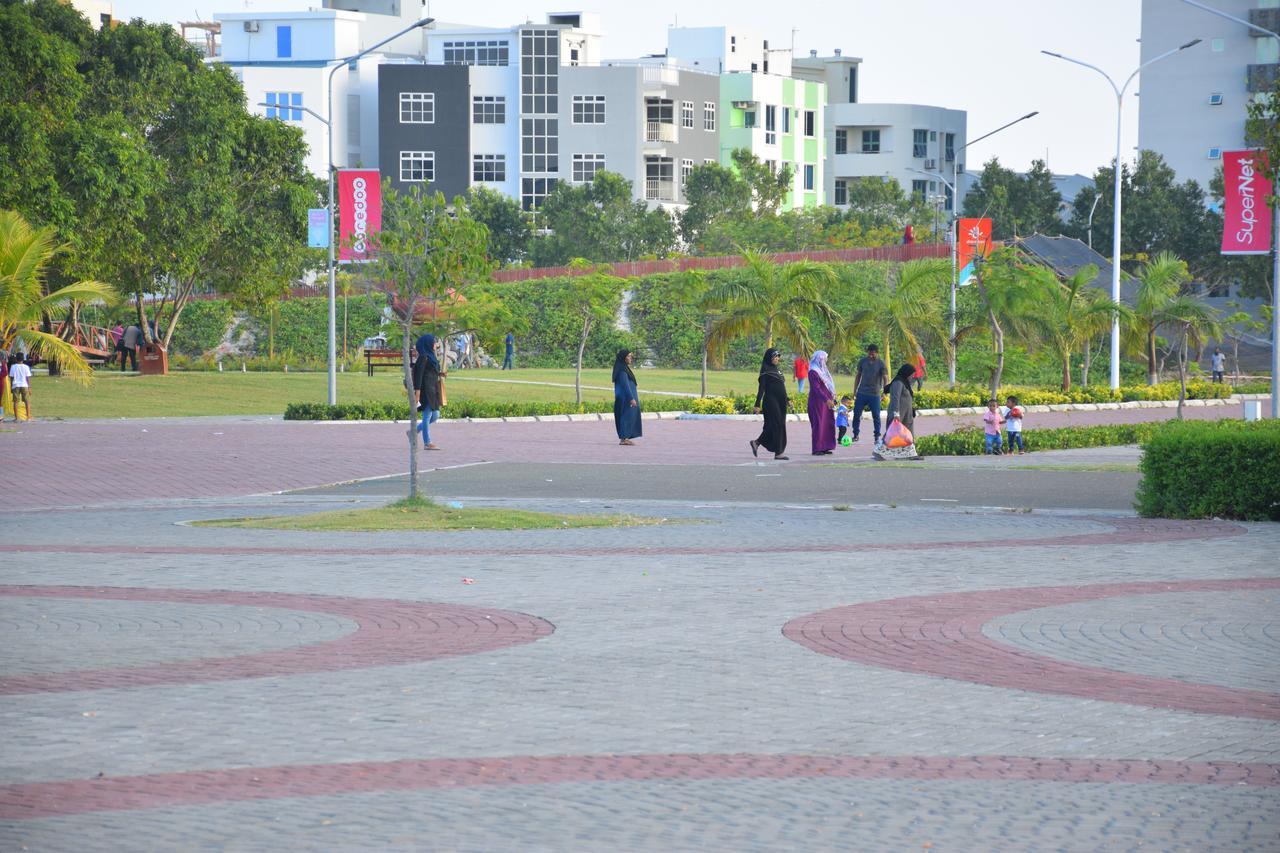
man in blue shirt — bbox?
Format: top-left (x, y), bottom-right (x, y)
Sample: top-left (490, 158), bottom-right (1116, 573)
top-left (502, 332), bottom-right (515, 370)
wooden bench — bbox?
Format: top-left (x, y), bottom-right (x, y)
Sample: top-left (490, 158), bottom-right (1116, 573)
top-left (365, 348), bottom-right (403, 376)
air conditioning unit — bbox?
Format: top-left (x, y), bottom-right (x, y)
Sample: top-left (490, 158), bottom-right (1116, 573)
top-left (243, 20), bottom-right (260, 32)
top-left (732, 100), bottom-right (755, 110)
top-left (924, 159), bottom-right (937, 170)
top-left (1208, 92), bottom-right (1224, 105)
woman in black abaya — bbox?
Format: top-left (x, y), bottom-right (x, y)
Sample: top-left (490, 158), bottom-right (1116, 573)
top-left (749, 347), bottom-right (790, 460)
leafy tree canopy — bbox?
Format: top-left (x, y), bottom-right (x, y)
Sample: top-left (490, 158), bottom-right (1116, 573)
top-left (530, 172), bottom-right (676, 267)
top-left (961, 158), bottom-right (1064, 240)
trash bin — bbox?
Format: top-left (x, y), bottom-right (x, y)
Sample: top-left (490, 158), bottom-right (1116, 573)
top-left (139, 343), bottom-right (168, 376)
top-left (1243, 399), bottom-right (1262, 421)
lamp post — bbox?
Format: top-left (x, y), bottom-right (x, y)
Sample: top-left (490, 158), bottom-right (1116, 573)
top-left (1086, 191), bottom-right (1103, 251)
top-left (1175, 0), bottom-right (1279, 416)
top-left (1043, 39), bottom-right (1202, 390)
top-left (912, 110), bottom-right (1039, 387)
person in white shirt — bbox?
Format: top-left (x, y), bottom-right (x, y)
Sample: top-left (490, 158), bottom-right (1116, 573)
top-left (1000, 394), bottom-right (1025, 454)
top-left (8, 354), bottom-right (32, 421)
top-left (1211, 348), bottom-right (1226, 384)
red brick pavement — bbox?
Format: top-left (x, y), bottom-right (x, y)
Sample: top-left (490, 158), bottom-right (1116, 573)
top-left (0, 586), bottom-right (553, 695)
top-left (783, 578), bottom-right (1280, 721)
top-left (2, 753), bottom-right (1276, 820)
top-left (8, 403), bottom-right (1249, 510)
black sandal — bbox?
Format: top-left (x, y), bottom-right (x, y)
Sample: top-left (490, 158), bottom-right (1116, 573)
top-left (749, 440), bottom-right (759, 458)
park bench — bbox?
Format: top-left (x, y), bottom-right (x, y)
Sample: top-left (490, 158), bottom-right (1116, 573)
top-left (365, 348), bottom-right (403, 376)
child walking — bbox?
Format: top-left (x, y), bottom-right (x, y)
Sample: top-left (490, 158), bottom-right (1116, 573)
top-left (982, 399), bottom-right (1004, 455)
top-left (1002, 395), bottom-right (1025, 454)
top-left (836, 395), bottom-right (852, 445)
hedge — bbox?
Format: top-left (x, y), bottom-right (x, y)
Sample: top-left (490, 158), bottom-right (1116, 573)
top-left (284, 396), bottom-right (694, 421)
top-left (914, 423), bottom-right (1161, 457)
top-left (1135, 420), bottom-right (1280, 521)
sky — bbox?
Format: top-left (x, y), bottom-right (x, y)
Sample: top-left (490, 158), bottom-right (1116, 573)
top-left (110, 0), bottom-right (1163, 177)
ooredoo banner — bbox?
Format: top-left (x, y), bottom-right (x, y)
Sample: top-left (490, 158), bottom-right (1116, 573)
top-left (338, 170), bottom-right (381, 262)
top-left (1220, 150), bottom-right (1272, 256)
top-left (957, 217), bottom-right (993, 284)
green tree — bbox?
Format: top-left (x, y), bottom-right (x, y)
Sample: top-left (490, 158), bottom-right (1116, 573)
top-left (1164, 296), bottom-right (1222, 418)
top-left (530, 172), bottom-right (675, 266)
top-left (1127, 251), bottom-right (1195, 386)
top-left (841, 177), bottom-right (931, 239)
top-left (959, 248), bottom-right (1051, 398)
top-left (841, 258), bottom-right (951, 374)
top-left (730, 148), bottom-right (793, 213)
top-left (678, 162), bottom-right (751, 247)
top-left (1023, 263), bottom-right (1123, 390)
top-left (352, 185), bottom-right (491, 499)
top-left (467, 186), bottom-right (531, 266)
top-left (704, 251), bottom-right (839, 358)
top-left (545, 260), bottom-right (626, 404)
top-left (961, 158), bottom-right (1064, 240)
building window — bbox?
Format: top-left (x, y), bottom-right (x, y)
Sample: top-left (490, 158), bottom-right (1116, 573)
top-left (521, 117), bottom-right (559, 173)
top-left (803, 110), bottom-right (815, 137)
top-left (473, 154), bottom-right (506, 183)
top-left (861, 129), bottom-right (880, 154)
top-left (276, 25), bottom-right (291, 58)
top-left (681, 100), bottom-right (695, 129)
top-left (703, 101), bottom-right (716, 131)
top-left (399, 92), bottom-right (434, 124)
top-left (911, 179), bottom-right (927, 200)
top-left (764, 159), bottom-right (777, 174)
top-left (473, 96), bottom-right (506, 124)
top-left (572, 153), bottom-right (604, 182)
top-left (945, 133), bottom-right (955, 161)
top-left (848, 66), bottom-right (857, 102)
top-left (570, 48), bottom-right (579, 65)
top-left (680, 158), bottom-right (693, 188)
top-left (834, 178), bottom-right (848, 206)
top-left (944, 184), bottom-right (954, 211)
top-left (913, 129), bottom-right (928, 159)
top-left (803, 164), bottom-right (815, 191)
top-left (572, 95), bottom-right (605, 124)
top-left (1207, 147), bottom-right (1222, 159)
top-left (765, 105), bottom-right (777, 145)
top-left (443, 40), bottom-right (510, 66)
top-left (400, 151), bottom-right (434, 183)
top-left (704, 158), bottom-right (716, 165)
top-left (835, 129), bottom-right (847, 155)
top-left (1211, 37), bottom-right (1225, 52)
top-left (265, 91), bottom-right (302, 121)
top-left (782, 107), bottom-right (790, 134)
top-left (520, 28), bottom-right (560, 115)
top-left (744, 110), bottom-right (756, 128)
top-left (521, 177), bottom-right (557, 210)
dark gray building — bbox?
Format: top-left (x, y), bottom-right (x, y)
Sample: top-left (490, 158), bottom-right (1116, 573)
top-left (378, 63), bottom-right (471, 200)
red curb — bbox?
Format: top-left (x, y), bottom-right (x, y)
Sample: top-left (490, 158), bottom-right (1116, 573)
top-left (0, 586), bottom-right (553, 695)
top-left (1, 753), bottom-right (1275, 820)
top-left (783, 578), bottom-right (1280, 720)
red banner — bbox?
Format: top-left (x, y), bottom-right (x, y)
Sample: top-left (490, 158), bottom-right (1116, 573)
top-left (1220, 150), bottom-right (1272, 256)
top-left (957, 218), bottom-right (993, 269)
top-left (338, 170), bottom-right (381, 262)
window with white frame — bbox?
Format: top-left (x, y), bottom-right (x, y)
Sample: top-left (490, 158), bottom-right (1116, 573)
top-left (803, 110), bottom-right (815, 137)
top-left (472, 154), bottom-right (506, 183)
top-left (521, 117), bottom-right (559, 173)
top-left (912, 129), bottom-right (928, 158)
top-left (681, 100), bottom-right (695, 129)
top-left (443, 40), bottom-right (509, 66)
top-left (782, 106), bottom-right (790, 134)
top-left (572, 95), bottom-right (605, 124)
top-left (572, 153), bottom-right (604, 182)
top-left (399, 92), bottom-right (434, 124)
top-left (911, 179), bottom-right (928, 200)
top-left (680, 158), bottom-right (693, 188)
top-left (703, 101), bottom-right (716, 131)
top-left (803, 164), bottom-right (815, 191)
top-left (945, 133), bottom-right (956, 161)
top-left (400, 150), bottom-right (434, 183)
top-left (764, 104), bottom-right (776, 145)
top-left (861, 129), bottom-right (880, 153)
top-left (834, 178), bottom-right (848, 206)
top-left (473, 96), bottom-right (506, 124)
top-left (704, 158), bottom-right (716, 165)
top-left (521, 177), bottom-right (557, 211)
top-left (834, 129), bottom-right (847, 154)
top-left (265, 91), bottom-right (302, 121)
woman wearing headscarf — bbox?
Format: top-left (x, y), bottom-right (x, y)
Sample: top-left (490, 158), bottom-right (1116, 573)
top-left (749, 347), bottom-right (789, 460)
top-left (612, 348), bottom-right (642, 445)
top-left (806, 349), bottom-right (837, 455)
top-left (875, 362), bottom-right (920, 461)
top-left (413, 333), bottom-right (443, 449)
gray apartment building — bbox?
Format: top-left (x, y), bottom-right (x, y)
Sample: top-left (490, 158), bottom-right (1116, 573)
top-left (378, 64), bottom-right (472, 200)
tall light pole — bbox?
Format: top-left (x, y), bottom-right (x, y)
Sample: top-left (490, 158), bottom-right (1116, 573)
top-left (321, 17), bottom-right (434, 404)
top-left (1043, 39), bottom-right (1202, 390)
top-left (1175, 0), bottom-right (1279, 416)
top-left (913, 111), bottom-right (1039, 387)
top-left (1086, 191), bottom-right (1103, 251)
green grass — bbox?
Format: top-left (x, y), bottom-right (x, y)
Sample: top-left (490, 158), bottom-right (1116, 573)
top-left (195, 497), bottom-right (664, 531)
top-left (32, 367), bottom-right (788, 419)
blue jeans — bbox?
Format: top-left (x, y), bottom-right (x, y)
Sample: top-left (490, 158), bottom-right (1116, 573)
top-left (984, 433), bottom-right (1003, 454)
top-left (796, 377), bottom-right (806, 393)
top-left (418, 409), bottom-right (439, 446)
top-left (503, 351), bottom-right (513, 369)
top-left (1007, 431), bottom-right (1023, 452)
top-left (851, 391), bottom-right (881, 440)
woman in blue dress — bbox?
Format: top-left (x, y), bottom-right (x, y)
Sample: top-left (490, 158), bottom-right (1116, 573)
top-left (612, 348), bottom-right (642, 445)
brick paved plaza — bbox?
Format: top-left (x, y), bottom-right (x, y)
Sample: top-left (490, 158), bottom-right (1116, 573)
top-left (2, 414), bottom-right (1278, 850)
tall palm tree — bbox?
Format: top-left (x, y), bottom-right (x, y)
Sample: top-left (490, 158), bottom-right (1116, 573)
top-left (1027, 263), bottom-right (1126, 391)
top-left (954, 249), bottom-right (1044, 400)
top-left (704, 250), bottom-right (839, 361)
top-left (841, 258), bottom-right (950, 373)
top-left (1160, 296), bottom-right (1222, 418)
top-left (1127, 251), bottom-right (1192, 386)
top-left (0, 211), bottom-right (115, 382)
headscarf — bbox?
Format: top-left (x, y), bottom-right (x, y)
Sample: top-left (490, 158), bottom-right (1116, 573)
top-left (612, 348), bottom-right (636, 386)
top-left (414, 333), bottom-right (440, 371)
top-left (808, 350), bottom-right (835, 395)
top-left (759, 347), bottom-right (785, 381)
top-left (889, 363), bottom-right (915, 391)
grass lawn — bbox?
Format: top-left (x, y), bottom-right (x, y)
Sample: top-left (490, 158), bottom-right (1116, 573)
top-left (195, 497), bottom-right (663, 531)
top-left (33, 366), bottom-right (814, 419)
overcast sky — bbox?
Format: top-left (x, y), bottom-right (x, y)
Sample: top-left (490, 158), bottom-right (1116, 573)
top-left (111, 0), bottom-right (1172, 176)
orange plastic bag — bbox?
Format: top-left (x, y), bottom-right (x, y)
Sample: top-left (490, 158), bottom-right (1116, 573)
top-left (885, 417), bottom-right (913, 448)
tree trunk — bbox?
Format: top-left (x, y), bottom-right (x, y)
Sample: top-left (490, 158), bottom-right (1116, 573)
top-left (1147, 326), bottom-right (1158, 385)
top-left (1232, 337), bottom-right (1240, 386)
top-left (575, 316), bottom-right (591, 406)
top-left (1176, 326), bottom-right (1188, 420)
top-left (764, 317), bottom-right (774, 349)
top-left (343, 294), bottom-right (349, 362)
top-left (700, 318), bottom-right (710, 398)
top-left (1061, 349), bottom-right (1072, 392)
top-left (403, 325), bottom-right (420, 499)
top-left (268, 305), bottom-right (277, 359)
top-left (1081, 339), bottom-right (1092, 387)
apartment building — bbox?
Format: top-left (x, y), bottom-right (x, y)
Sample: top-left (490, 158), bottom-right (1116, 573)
top-left (1137, 0), bottom-right (1279, 193)
top-left (792, 51), bottom-right (966, 213)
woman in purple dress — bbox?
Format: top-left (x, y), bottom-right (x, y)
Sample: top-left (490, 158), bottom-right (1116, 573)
top-left (806, 350), bottom-right (837, 455)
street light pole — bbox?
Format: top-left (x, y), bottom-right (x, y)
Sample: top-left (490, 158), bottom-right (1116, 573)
top-left (1086, 191), bottom-right (1103, 251)
top-left (1043, 40), bottom-right (1201, 390)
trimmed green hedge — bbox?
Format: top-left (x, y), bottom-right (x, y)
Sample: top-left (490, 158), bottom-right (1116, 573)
top-left (915, 423), bottom-right (1161, 457)
top-left (1135, 420), bottom-right (1280, 521)
top-left (284, 396), bottom-right (693, 421)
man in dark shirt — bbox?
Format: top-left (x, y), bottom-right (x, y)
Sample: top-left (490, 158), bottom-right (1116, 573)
top-left (120, 324), bottom-right (142, 372)
top-left (851, 344), bottom-right (888, 443)
top-left (503, 332), bottom-right (515, 370)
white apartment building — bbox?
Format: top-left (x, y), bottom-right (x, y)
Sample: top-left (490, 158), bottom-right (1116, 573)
top-left (1137, 0), bottom-right (1280, 192)
top-left (67, 0), bottom-right (112, 29)
top-left (792, 51), bottom-right (967, 214)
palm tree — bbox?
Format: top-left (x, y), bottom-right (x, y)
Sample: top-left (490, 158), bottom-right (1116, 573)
top-left (1027, 263), bottom-right (1126, 391)
top-left (1160, 296), bottom-right (1222, 418)
top-left (955, 249), bottom-right (1044, 400)
top-left (704, 250), bottom-right (839, 361)
top-left (0, 211), bottom-right (114, 382)
top-left (1128, 252), bottom-right (1192, 386)
top-left (841, 258), bottom-right (950, 373)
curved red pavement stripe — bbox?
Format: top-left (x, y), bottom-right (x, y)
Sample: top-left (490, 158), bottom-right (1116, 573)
top-left (0, 586), bottom-right (553, 695)
top-left (2, 753), bottom-right (1276, 820)
top-left (783, 578), bottom-right (1280, 721)
top-left (0, 517), bottom-right (1246, 558)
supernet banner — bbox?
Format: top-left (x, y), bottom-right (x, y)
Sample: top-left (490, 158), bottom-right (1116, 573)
top-left (338, 170), bottom-right (381, 262)
top-left (1220, 150), bottom-right (1272, 256)
top-left (957, 218), bottom-right (993, 284)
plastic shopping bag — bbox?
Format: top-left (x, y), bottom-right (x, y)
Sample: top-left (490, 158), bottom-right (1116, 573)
top-left (884, 417), bottom-right (913, 448)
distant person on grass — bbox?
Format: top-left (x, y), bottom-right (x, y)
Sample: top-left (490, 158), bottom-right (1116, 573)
top-left (612, 348), bottom-right (642, 446)
top-left (503, 331), bottom-right (515, 370)
top-left (120, 324), bottom-right (141, 372)
top-left (750, 347), bottom-right (789, 460)
top-left (793, 353), bottom-right (809, 393)
top-left (1001, 395), bottom-right (1025, 455)
top-left (8, 352), bottom-right (32, 421)
top-left (851, 344), bottom-right (888, 445)
top-left (983, 399), bottom-right (1005, 455)
top-left (413, 334), bottom-right (444, 450)
top-left (807, 350), bottom-right (837, 456)
top-left (1211, 347), bottom-right (1226, 383)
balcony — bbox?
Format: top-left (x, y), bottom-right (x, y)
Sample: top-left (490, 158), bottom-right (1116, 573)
top-left (645, 121), bottom-right (677, 144)
top-left (1247, 63), bottom-right (1278, 93)
top-left (645, 179), bottom-right (675, 201)
top-left (643, 66), bottom-right (679, 88)
top-left (1248, 8), bottom-right (1280, 36)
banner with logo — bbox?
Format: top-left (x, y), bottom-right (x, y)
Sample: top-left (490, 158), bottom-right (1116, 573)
top-left (957, 217), bottom-right (993, 285)
top-left (307, 208), bottom-right (328, 249)
top-left (337, 170), bottom-right (381, 262)
top-left (1220, 150), bottom-right (1272, 255)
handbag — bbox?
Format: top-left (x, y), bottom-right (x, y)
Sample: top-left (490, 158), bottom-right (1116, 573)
top-left (885, 417), bottom-right (913, 448)
top-left (437, 375), bottom-right (447, 407)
